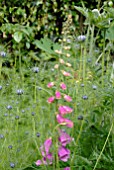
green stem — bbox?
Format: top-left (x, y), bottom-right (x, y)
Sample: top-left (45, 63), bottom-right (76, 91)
top-left (93, 122), bottom-right (113, 170)
top-left (70, 120), bottom-right (84, 169)
top-left (89, 25), bottom-right (95, 57)
top-left (19, 44), bottom-right (23, 81)
top-left (97, 0), bottom-right (101, 9)
top-left (83, 24), bottom-right (91, 85)
top-left (0, 58), bottom-right (2, 77)
top-left (75, 120), bottom-right (84, 146)
top-left (34, 74), bottom-right (37, 103)
top-left (79, 44), bottom-right (83, 80)
top-left (102, 30), bottom-right (106, 87)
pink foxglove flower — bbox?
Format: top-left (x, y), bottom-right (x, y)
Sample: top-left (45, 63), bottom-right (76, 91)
top-left (40, 138), bottom-right (52, 156)
top-left (64, 95), bottom-right (72, 102)
top-left (36, 160), bottom-right (42, 166)
top-left (60, 82), bottom-right (67, 90)
top-left (47, 96), bottom-right (55, 103)
top-left (64, 167), bottom-right (70, 170)
top-left (56, 114), bottom-right (65, 124)
top-left (61, 70), bottom-right (71, 76)
top-left (36, 138), bottom-right (53, 166)
top-left (66, 62), bottom-right (72, 67)
top-left (64, 118), bottom-right (74, 128)
top-left (47, 82), bottom-right (54, 88)
top-left (59, 106), bottom-right (73, 116)
top-left (58, 146), bottom-right (70, 162)
top-left (59, 130), bottom-right (72, 146)
top-left (55, 91), bottom-right (61, 99)
top-left (59, 58), bottom-right (65, 64)
top-left (36, 153), bottom-right (53, 166)
top-left (54, 64), bottom-right (59, 69)
top-left (56, 114), bottom-right (74, 128)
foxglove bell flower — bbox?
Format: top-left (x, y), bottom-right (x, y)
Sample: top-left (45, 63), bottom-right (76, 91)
top-left (47, 82), bottom-right (54, 88)
top-left (64, 95), bottom-right (72, 102)
top-left (56, 114), bottom-right (74, 128)
top-left (66, 62), bottom-right (72, 67)
top-left (59, 130), bottom-right (72, 146)
top-left (64, 167), bottom-right (70, 170)
top-left (47, 96), bottom-right (55, 103)
top-left (36, 160), bottom-right (42, 166)
top-left (59, 58), bottom-right (65, 64)
top-left (54, 64), bottom-right (59, 69)
top-left (56, 114), bottom-right (65, 124)
top-left (61, 70), bottom-right (71, 77)
top-left (59, 106), bottom-right (73, 116)
top-left (36, 138), bottom-right (53, 166)
top-left (64, 118), bottom-right (74, 128)
top-left (55, 91), bottom-right (61, 99)
top-left (40, 138), bottom-right (52, 156)
top-left (58, 146), bottom-right (70, 162)
top-left (60, 82), bottom-right (67, 90)
top-left (36, 153), bottom-right (53, 166)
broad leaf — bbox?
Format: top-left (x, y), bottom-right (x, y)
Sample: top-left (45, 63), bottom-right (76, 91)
top-left (13, 31), bottom-right (23, 43)
top-left (33, 37), bottom-right (60, 55)
top-left (74, 6), bottom-right (88, 17)
top-left (105, 25), bottom-right (114, 41)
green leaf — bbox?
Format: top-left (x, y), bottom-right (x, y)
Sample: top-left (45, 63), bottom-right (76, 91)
top-left (26, 42), bottom-right (30, 49)
top-left (36, 1), bottom-right (43, 6)
top-left (74, 6), bottom-right (88, 17)
top-left (33, 37), bottom-right (60, 55)
top-left (13, 31), bottom-right (23, 43)
top-left (28, 51), bottom-right (40, 61)
top-left (105, 26), bottom-right (114, 41)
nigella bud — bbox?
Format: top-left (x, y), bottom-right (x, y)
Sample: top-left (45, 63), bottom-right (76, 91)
top-left (36, 132), bottom-right (40, 137)
top-left (0, 134), bottom-right (4, 139)
top-left (82, 95), bottom-right (88, 100)
top-left (16, 89), bottom-right (24, 95)
top-left (78, 115), bottom-right (83, 120)
top-left (0, 51), bottom-right (6, 57)
top-left (15, 115), bottom-right (19, 119)
top-left (38, 87), bottom-right (42, 90)
top-left (81, 84), bottom-right (84, 87)
top-left (7, 105), bottom-right (12, 110)
top-left (10, 162), bottom-right (15, 168)
top-left (31, 112), bottom-right (35, 116)
top-left (21, 109), bottom-right (25, 113)
top-left (8, 145), bottom-right (13, 149)
top-left (4, 113), bottom-right (8, 117)
top-left (92, 85), bottom-right (97, 90)
top-left (77, 35), bottom-right (86, 42)
top-left (32, 67), bottom-right (39, 73)
top-left (87, 58), bottom-right (92, 63)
